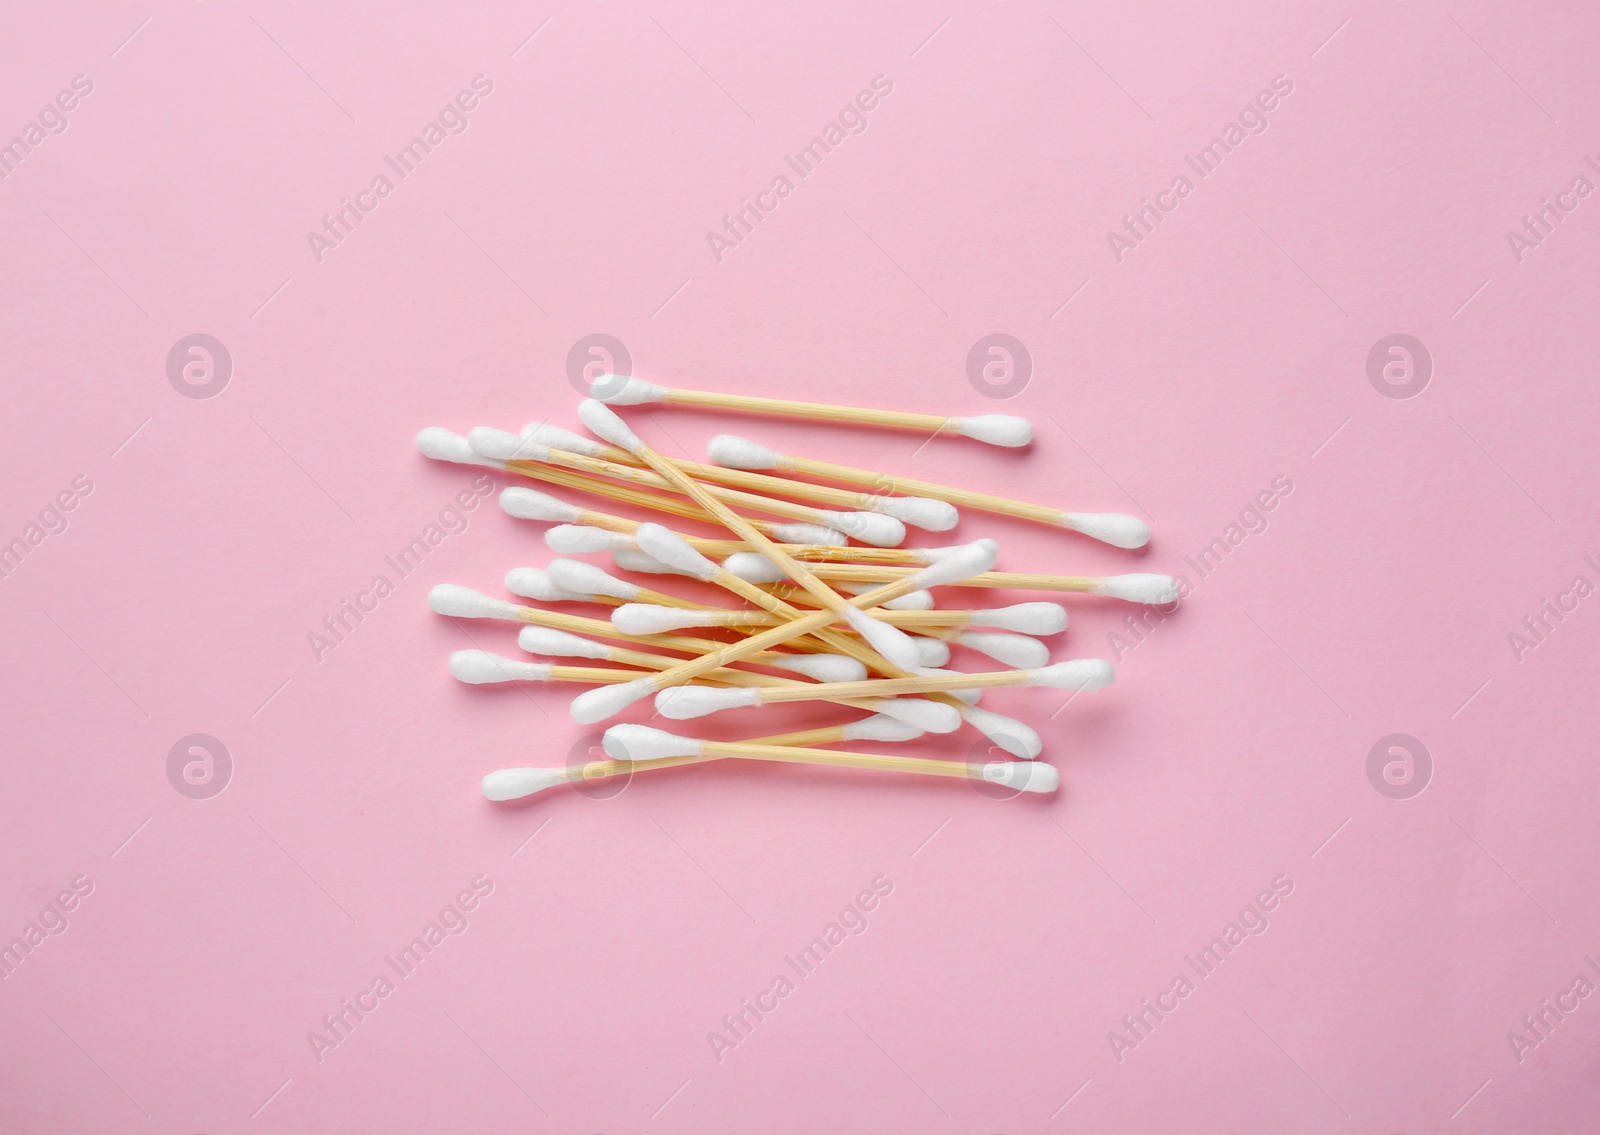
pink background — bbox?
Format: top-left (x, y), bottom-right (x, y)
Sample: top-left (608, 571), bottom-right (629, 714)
top-left (3, 1), bottom-right (1598, 1131)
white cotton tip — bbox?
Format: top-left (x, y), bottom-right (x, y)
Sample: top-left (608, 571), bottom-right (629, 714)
top-left (955, 631), bottom-right (1050, 669)
top-left (1026, 659), bottom-right (1115, 691)
top-left (417, 427), bottom-right (504, 468)
top-left (468, 426), bottom-right (551, 463)
top-left (634, 523), bottom-right (720, 580)
top-left (982, 760), bottom-right (1059, 793)
top-left (821, 510), bottom-right (905, 547)
top-left (654, 684), bottom-right (761, 719)
top-left (578, 398), bottom-right (646, 452)
top-left (908, 539), bottom-right (999, 589)
top-left (706, 434), bottom-right (785, 470)
top-left (842, 607), bottom-right (924, 671)
top-left (611, 548), bottom-right (688, 577)
top-left (868, 496), bottom-right (960, 531)
top-left (1091, 574), bottom-right (1180, 605)
top-left (546, 525), bottom-right (633, 554)
top-left (521, 421), bottom-right (606, 456)
top-left (612, 604), bottom-right (714, 635)
top-left (482, 766), bottom-right (574, 801)
top-left (721, 553), bottom-right (786, 584)
top-left (962, 706), bottom-right (1043, 760)
top-left (768, 653), bottom-right (867, 682)
top-left (912, 637), bottom-right (951, 667)
top-left (862, 697), bottom-right (962, 733)
top-left (548, 558), bottom-right (639, 600)
top-left (954, 415), bottom-right (1034, 447)
top-left (588, 375), bottom-right (669, 406)
top-left (1063, 512), bottom-right (1150, 549)
top-left (611, 548), bottom-right (685, 576)
top-left (841, 715), bottom-right (925, 743)
top-left (500, 486), bottom-right (583, 523)
top-left (916, 668), bottom-right (981, 704)
top-left (450, 651), bottom-right (551, 685)
top-left (970, 603), bottom-right (1068, 634)
top-left (428, 584), bottom-right (523, 621)
top-left (603, 723), bottom-right (704, 761)
top-left (505, 567), bottom-right (587, 603)
top-left (570, 677), bottom-right (657, 723)
top-left (517, 625), bottom-right (610, 661)
top-left (769, 522), bottom-right (848, 545)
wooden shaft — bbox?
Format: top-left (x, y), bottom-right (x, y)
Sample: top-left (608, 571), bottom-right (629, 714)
top-left (770, 564), bottom-right (1099, 592)
top-left (752, 670), bottom-right (1028, 703)
top-left (524, 451), bottom-right (846, 528)
top-left (698, 740), bottom-right (977, 779)
top-left (666, 607), bottom-right (974, 629)
top-left (781, 454), bottom-right (1066, 525)
top-left (663, 388), bottom-right (962, 435)
top-left (688, 538), bottom-right (924, 563)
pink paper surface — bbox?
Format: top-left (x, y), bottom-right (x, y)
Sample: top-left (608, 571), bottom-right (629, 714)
top-left (3, 2), bottom-right (1598, 1131)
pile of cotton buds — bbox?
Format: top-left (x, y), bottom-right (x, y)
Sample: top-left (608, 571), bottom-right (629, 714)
top-left (418, 377), bottom-right (1177, 802)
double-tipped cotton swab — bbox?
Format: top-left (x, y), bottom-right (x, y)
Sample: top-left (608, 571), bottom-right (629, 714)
top-left (708, 434), bottom-right (1148, 549)
top-left (586, 376), bottom-right (1034, 448)
top-left (501, 485), bottom-right (844, 547)
top-left (482, 714), bottom-right (932, 800)
top-left (603, 725), bottom-right (1056, 788)
top-left (654, 658), bottom-right (1113, 719)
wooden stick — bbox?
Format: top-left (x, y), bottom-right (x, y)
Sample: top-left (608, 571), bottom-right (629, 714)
top-left (722, 668), bottom-right (1039, 703)
top-left (621, 606), bottom-right (988, 629)
top-left (694, 740), bottom-right (1009, 782)
top-left (767, 564), bottom-right (1102, 591)
top-left (728, 446), bottom-right (1065, 523)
